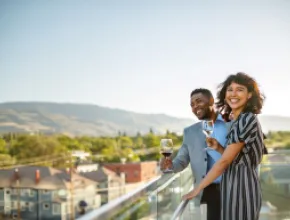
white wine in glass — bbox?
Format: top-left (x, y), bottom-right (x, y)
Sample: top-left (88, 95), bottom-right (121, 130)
top-left (202, 120), bottom-right (214, 137)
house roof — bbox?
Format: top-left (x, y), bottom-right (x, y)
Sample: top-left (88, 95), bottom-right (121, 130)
top-left (80, 167), bottom-right (122, 183)
top-left (0, 165), bottom-right (96, 190)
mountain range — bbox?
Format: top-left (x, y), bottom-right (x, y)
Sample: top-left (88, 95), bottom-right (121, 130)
top-left (0, 102), bottom-right (289, 136)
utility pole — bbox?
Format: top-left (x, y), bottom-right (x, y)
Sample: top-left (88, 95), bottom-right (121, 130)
top-left (69, 154), bottom-right (74, 220)
top-left (15, 168), bottom-right (20, 220)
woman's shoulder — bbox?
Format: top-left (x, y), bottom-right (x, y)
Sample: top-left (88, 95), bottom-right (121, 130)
top-left (238, 112), bottom-right (257, 124)
top-left (240, 112), bottom-right (256, 119)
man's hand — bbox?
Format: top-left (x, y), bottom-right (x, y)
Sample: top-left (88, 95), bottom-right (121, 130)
top-left (160, 157), bottom-right (173, 171)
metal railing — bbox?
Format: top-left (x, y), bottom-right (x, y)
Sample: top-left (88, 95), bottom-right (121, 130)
top-left (171, 152), bottom-right (290, 220)
top-left (77, 167), bottom-right (193, 220)
top-left (171, 196), bottom-right (189, 220)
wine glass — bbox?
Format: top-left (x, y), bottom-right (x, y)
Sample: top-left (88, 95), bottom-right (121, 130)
top-left (160, 139), bottom-right (174, 173)
top-left (202, 120), bottom-right (214, 150)
top-left (202, 120), bottom-right (214, 137)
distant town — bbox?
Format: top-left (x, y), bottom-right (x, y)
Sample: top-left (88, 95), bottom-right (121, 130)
top-left (0, 130), bottom-right (289, 219)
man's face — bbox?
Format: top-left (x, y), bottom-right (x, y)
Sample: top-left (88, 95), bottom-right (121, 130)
top-left (190, 93), bottom-right (213, 120)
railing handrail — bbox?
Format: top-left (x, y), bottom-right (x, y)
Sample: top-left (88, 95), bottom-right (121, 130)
top-left (171, 199), bottom-right (189, 220)
top-left (171, 185), bottom-right (193, 220)
top-left (169, 152), bottom-right (290, 220)
top-left (77, 167), bottom-right (191, 220)
top-left (76, 176), bottom-right (160, 220)
top-left (266, 151), bottom-right (290, 154)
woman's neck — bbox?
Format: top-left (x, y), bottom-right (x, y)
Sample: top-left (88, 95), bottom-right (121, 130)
top-left (231, 109), bottom-right (243, 120)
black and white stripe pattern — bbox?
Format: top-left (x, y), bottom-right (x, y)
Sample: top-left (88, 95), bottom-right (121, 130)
top-left (221, 112), bottom-right (264, 220)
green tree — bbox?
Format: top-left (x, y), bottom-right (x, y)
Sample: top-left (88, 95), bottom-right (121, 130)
top-left (9, 135), bottom-right (68, 167)
top-left (0, 139), bottom-right (8, 154)
top-left (133, 136), bottom-right (144, 149)
top-left (101, 144), bottom-right (119, 162)
top-left (57, 135), bottom-right (88, 151)
top-left (118, 136), bottom-right (133, 149)
top-left (143, 133), bottom-right (159, 148)
top-left (0, 154), bottom-right (15, 167)
top-left (90, 138), bottom-right (116, 154)
top-left (120, 148), bottom-right (140, 162)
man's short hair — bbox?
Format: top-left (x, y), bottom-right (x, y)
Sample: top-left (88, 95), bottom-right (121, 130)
top-left (190, 88), bottom-right (213, 99)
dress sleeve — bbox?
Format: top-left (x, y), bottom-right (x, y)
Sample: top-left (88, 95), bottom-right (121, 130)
top-left (228, 112), bottom-right (258, 153)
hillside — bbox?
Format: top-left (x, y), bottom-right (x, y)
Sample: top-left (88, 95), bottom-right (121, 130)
top-left (0, 102), bottom-right (289, 136)
top-left (0, 102), bottom-right (193, 136)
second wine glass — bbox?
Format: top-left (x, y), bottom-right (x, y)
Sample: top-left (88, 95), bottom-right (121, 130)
top-left (202, 120), bottom-right (214, 137)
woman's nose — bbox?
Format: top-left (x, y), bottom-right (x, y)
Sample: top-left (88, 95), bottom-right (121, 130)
top-left (230, 90), bottom-right (237, 96)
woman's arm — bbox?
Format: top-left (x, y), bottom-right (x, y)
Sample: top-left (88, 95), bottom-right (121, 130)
top-left (182, 141), bottom-right (244, 200)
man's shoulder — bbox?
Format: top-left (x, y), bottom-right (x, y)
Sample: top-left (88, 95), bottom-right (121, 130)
top-left (184, 121), bottom-right (202, 133)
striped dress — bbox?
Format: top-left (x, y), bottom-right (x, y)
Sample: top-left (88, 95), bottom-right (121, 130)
top-left (221, 112), bottom-right (264, 220)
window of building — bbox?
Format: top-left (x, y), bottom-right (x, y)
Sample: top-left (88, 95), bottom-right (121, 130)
top-left (11, 201), bottom-right (16, 208)
top-left (12, 189), bottom-right (18, 195)
top-left (29, 190), bottom-right (34, 197)
top-left (21, 189), bottom-right (28, 196)
top-left (21, 202), bottom-right (26, 211)
top-left (52, 204), bottom-right (61, 215)
top-left (42, 189), bottom-right (49, 194)
top-left (28, 202), bottom-right (34, 212)
top-left (43, 203), bottom-right (50, 210)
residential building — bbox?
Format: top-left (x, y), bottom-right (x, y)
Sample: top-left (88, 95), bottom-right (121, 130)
top-left (80, 167), bottom-right (125, 205)
top-left (0, 166), bottom-right (100, 220)
top-left (75, 162), bottom-right (98, 173)
top-left (103, 161), bottom-right (158, 183)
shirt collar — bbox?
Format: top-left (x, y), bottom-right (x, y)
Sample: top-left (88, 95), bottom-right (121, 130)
top-left (216, 113), bottom-right (224, 122)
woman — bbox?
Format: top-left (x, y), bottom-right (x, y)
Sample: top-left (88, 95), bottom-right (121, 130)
top-left (182, 72), bottom-right (265, 220)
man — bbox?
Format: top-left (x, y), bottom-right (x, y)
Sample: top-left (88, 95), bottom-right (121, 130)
top-left (160, 88), bottom-right (228, 220)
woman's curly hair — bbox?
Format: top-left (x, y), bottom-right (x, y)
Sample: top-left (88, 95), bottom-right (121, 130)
top-left (216, 72), bottom-right (265, 121)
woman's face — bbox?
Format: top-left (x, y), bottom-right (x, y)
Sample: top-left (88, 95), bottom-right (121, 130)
top-left (225, 82), bottom-right (252, 112)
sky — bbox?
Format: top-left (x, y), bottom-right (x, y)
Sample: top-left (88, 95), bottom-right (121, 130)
top-left (1, 0), bottom-right (290, 119)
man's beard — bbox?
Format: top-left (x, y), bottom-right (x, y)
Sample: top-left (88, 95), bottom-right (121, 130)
top-left (201, 109), bottom-right (212, 120)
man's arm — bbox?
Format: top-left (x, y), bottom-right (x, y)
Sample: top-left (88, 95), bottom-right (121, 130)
top-left (172, 141), bottom-right (190, 173)
top-left (160, 128), bottom-right (190, 173)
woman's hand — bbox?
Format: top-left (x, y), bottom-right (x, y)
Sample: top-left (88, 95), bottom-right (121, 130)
top-left (182, 187), bottom-right (201, 200)
top-left (206, 137), bottom-right (224, 154)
